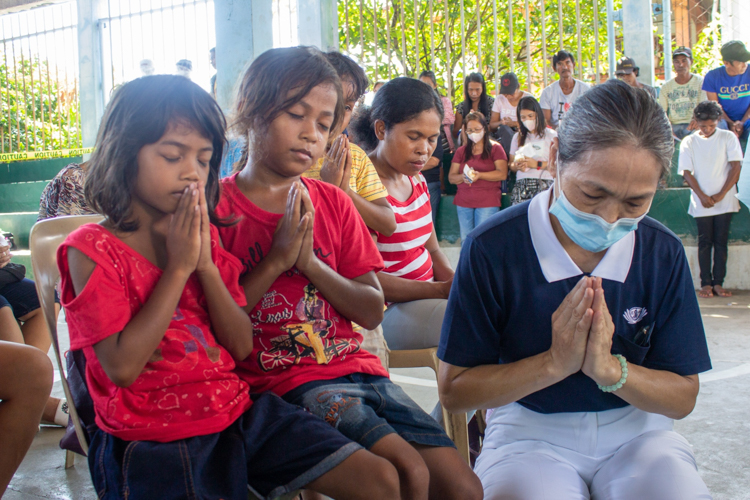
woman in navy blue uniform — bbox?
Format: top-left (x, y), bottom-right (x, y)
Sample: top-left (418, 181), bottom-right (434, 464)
top-left (438, 80), bottom-right (712, 499)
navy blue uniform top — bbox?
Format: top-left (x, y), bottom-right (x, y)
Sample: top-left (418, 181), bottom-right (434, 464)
top-left (438, 191), bottom-right (712, 414)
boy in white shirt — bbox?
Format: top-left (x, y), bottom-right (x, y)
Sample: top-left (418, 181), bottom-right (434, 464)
top-left (680, 101), bottom-right (743, 298)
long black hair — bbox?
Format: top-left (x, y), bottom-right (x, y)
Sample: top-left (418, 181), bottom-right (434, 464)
top-left (349, 77), bottom-right (443, 152)
top-left (516, 96), bottom-right (547, 147)
top-left (460, 72), bottom-right (491, 117)
top-left (85, 75), bottom-right (227, 232)
top-left (325, 50), bottom-right (370, 101)
top-left (230, 46), bottom-right (344, 170)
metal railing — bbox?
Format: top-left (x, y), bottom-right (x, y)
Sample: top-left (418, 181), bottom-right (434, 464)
top-left (340, 0), bottom-right (620, 99)
top-left (97, 0), bottom-right (216, 103)
top-left (0, 1), bottom-right (82, 154)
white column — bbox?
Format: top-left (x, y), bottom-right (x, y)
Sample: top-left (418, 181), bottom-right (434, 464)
top-left (77, 0), bottom-right (105, 151)
top-left (297, 0), bottom-right (339, 51)
top-left (214, 0), bottom-right (274, 110)
top-left (622, 0), bottom-right (655, 86)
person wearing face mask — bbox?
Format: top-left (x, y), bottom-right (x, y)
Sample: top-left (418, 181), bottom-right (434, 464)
top-left (509, 96), bottom-right (557, 205)
top-left (439, 80), bottom-right (712, 500)
top-left (448, 112), bottom-right (508, 242)
top-left (539, 50), bottom-right (591, 130)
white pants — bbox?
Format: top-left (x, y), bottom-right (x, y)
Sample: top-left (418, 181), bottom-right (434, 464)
top-left (476, 404), bottom-right (712, 500)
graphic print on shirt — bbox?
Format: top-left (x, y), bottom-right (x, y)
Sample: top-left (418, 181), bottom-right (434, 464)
top-left (255, 284), bottom-right (361, 371)
top-left (556, 101), bottom-right (572, 123)
top-left (148, 307), bottom-right (225, 371)
top-left (623, 307), bottom-right (648, 325)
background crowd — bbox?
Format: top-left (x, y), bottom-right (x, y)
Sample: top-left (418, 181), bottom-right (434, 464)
top-left (0, 35), bottom-right (748, 500)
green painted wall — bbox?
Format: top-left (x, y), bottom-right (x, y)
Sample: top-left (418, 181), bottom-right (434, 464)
top-left (0, 213), bottom-right (39, 249)
top-left (0, 181), bottom-right (49, 213)
top-left (435, 189), bottom-right (750, 245)
top-left (1, 155), bottom-right (749, 254)
top-left (0, 157), bottom-right (82, 184)
top-left (0, 157), bottom-right (82, 250)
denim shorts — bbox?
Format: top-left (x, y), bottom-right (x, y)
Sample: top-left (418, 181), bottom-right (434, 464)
top-left (283, 373), bottom-right (455, 450)
top-left (0, 278), bottom-right (50, 319)
top-left (88, 392), bottom-right (362, 500)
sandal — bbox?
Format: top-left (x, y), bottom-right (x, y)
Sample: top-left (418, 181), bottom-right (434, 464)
top-left (697, 286), bottom-right (713, 298)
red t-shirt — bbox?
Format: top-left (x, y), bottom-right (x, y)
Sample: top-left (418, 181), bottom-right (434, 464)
top-left (375, 173), bottom-right (434, 282)
top-left (216, 175), bottom-right (388, 396)
top-left (452, 143), bottom-right (507, 208)
top-left (58, 224), bottom-right (251, 443)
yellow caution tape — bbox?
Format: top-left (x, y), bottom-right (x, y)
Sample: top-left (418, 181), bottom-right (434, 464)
top-left (0, 147), bottom-right (94, 164)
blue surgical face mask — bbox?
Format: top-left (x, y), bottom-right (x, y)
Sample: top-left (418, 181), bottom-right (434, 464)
top-left (549, 177), bottom-right (649, 253)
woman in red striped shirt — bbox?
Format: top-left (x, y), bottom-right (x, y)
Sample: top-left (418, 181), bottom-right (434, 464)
top-left (351, 77), bottom-right (455, 351)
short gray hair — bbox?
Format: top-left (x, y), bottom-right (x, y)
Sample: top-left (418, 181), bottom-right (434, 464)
top-left (557, 79), bottom-right (673, 179)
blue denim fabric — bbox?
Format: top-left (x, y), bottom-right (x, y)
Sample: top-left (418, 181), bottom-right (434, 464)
top-left (0, 278), bottom-right (54, 319)
top-left (283, 373), bottom-right (455, 450)
top-left (88, 392), bottom-right (361, 499)
top-left (671, 123), bottom-right (693, 141)
top-left (219, 137), bottom-right (246, 179)
top-left (718, 120), bottom-right (749, 152)
top-left (456, 206), bottom-right (500, 242)
top-left (427, 181), bottom-right (442, 228)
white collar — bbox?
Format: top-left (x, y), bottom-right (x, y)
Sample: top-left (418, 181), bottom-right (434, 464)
top-left (528, 188), bottom-right (635, 283)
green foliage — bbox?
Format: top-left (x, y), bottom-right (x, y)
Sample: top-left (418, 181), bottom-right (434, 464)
top-left (339, 0), bottom-right (621, 103)
top-left (690, 16), bottom-right (722, 77)
top-left (0, 54), bottom-right (82, 153)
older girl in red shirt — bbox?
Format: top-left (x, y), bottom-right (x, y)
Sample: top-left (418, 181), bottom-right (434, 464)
top-left (217, 47), bottom-right (481, 500)
top-left (58, 75), bottom-right (395, 500)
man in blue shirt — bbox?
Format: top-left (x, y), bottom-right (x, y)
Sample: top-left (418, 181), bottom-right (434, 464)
top-left (703, 40), bottom-right (750, 150)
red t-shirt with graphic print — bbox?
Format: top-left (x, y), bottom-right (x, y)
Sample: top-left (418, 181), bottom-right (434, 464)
top-left (58, 223), bottom-right (251, 443)
top-left (216, 174), bottom-right (388, 396)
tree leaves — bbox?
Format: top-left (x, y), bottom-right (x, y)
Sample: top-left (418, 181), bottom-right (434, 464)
top-left (339, 0), bottom-right (622, 102)
top-left (1, 55), bottom-right (81, 153)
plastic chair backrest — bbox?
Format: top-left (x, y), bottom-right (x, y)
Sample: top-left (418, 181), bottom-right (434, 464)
top-left (30, 215), bottom-right (104, 456)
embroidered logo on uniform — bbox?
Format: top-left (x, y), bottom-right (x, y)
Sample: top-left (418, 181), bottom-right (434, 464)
top-left (623, 307), bottom-right (648, 325)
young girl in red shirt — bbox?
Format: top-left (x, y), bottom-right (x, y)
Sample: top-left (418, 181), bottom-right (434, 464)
top-left (216, 47), bottom-right (482, 500)
top-left (58, 75), bottom-right (397, 500)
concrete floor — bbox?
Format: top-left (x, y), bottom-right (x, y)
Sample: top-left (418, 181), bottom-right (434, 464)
top-left (5, 268), bottom-right (750, 499)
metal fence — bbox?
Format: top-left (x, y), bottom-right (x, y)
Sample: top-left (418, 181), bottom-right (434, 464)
top-left (0, 0), bottom-right (216, 155)
top-left (0, 1), bottom-right (82, 154)
top-left (98, 0), bottom-right (216, 102)
top-left (0, 0), bottom-right (742, 154)
top-left (339, 0), bottom-right (619, 99)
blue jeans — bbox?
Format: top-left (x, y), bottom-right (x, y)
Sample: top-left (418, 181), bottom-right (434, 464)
top-left (0, 278), bottom-right (57, 319)
top-left (88, 392), bottom-right (360, 499)
top-left (427, 181), bottom-right (442, 228)
top-left (671, 123), bottom-right (693, 141)
top-left (283, 373), bottom-right (455, 450)
top-left (456, 206), bottom-right (500, 242)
